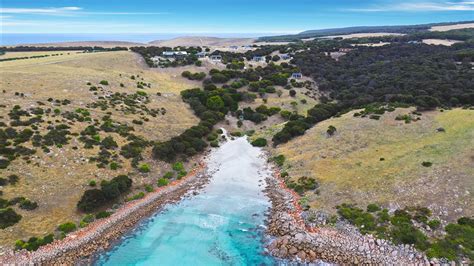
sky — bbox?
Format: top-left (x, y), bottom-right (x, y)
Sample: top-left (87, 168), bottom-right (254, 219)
top-left (1, 0), bottom-right (473, 34)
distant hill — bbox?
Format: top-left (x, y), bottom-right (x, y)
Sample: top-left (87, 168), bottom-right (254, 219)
top-left (149, 36), bottom-right (255, 47)
top-left (259, 21), bottom-right (474, 42)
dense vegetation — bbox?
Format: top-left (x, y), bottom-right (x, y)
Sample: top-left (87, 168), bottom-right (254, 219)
top-left (258, 21), bottom-right (474, 42)
top-left (336, 204), bottom-right (474, 261)
top-left (152, 86), bottom-right (243, 161)
top-left (0, 46), bottom-right (128, 52)
top-left (272, 35), bottom-right (473, 145)
top-left (77, 175), bottom-right (132, 212)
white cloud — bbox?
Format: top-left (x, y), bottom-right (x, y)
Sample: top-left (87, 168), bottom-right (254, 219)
top-left (1, 7), bottom-right (82, 14)
top-left (0, 6), bottom-right (168, 16)
top-left (346, 1), bottom-right (474, 12)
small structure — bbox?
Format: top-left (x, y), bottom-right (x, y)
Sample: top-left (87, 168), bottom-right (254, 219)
top-left (210, 55), bottom-right (222, 61)
top-left (161, 51), bottom-right (188, 58)
top-left (291, 72), bottom-right (303, 79)
top-left (338, 48), bottom-right (353, 53)
top-left (196, 51), bottom-right (207, 58)
top-left (229, 45), bottom-right (239, 50)
top-left (252, 56), bottom-right (265, 62)
top-left (151, 56), bottom-right (160, 64)
top-left (280, 54), bottom-right (291, 60)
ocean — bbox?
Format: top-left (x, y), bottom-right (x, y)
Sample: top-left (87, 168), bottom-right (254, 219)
top-left (0, 33), bottom-right (270, 46)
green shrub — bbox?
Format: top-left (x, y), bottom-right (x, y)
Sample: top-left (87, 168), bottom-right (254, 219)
top-left (126, 192), bottom-right (145, 201)
top-left (15, 234), bottom-right (54, 251)
top-left (99, 80), bottom-right (109, 86)
top-left (138, 163), bottom-right (150, 173)
top-left (88, 180), bottom-right (97, 186)
top-left (163, 172), bottom-right (174, 179)
top-left (157, 178), bottom-right (169, 187)
top-left (327, 125), bottom-right (337, 136)
top-left (210, 140), bottom-right (219, 147)
top-left (230, 131), bottom-right (242, 137)
top-left (177, 170), bottom-right (187, 179)
top-left (172, 162), bottom-right (184, 172)
top-left (270, 155), bottom-right (285, 167)
top-left (367, 204), bottom-right (381, 213)
top-left (428, 219), bottom-right (441, 230)
top-left (422, 161), bottom-right (433, 167)
top-left (19, 199), bottom-right (38, 210)
top-left (251, 138), bottom-right (267, 147)
top-left (58, 222), bottom-right (76, 233)
top-left (0, 208), bottom-right (22, 229)
top-left (110, 162), bottom-right (119, 170)
top-left (145, 184), bottom-right (154, 192)
top-left (94, 211), bottom-right (110, 219)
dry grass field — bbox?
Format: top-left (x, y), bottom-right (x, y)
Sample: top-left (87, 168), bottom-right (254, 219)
top-left (0, 51), bottom-right (200, 247)
top-left (275, 108), bottom-right (474, 222)
top-left (429, 23), bottom-right (474, 32)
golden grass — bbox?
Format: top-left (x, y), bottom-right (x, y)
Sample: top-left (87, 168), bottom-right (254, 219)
top-left (0, 51), bottom-right (200, 247)
top-left (276, 108), bottom-right (474, 221)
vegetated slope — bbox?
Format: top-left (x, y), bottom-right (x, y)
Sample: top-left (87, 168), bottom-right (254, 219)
top-left (0, 51), bottom-right (199, 247)
top-left (259, 21), bottom-right (474, 41)
top-left (276, 108), bottom-right (474, 222)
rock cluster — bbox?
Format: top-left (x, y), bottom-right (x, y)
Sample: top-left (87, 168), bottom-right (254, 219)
top-left (264, 172), bottom-right (431, 264)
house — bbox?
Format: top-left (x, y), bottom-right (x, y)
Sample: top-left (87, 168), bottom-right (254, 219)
top-left (162, 51), bottom-right (175, 57)
top-left (252, 56), bottom-right (265, 62)
top-left (151, 56), bottom-right (160, 63)
top-left (280, 54), bottom-right (291, 60)
top-left (338, 48), bottom-right (353, 53)
top-left (210, 55), bottom-right (222, 61)
top-left (196, 52), bottom-right (207, 58)
top-left (291, 72), bottom-right (303, 79)
top-left (161, 51), bottom-right (188, 58)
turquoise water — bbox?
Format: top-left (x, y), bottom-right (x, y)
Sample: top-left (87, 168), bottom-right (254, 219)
top-left (96, 137), bottom-right (275, 265)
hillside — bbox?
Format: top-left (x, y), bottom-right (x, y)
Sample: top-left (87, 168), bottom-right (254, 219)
top-left (259, 21), bottom-right (474, 41)
top-left (274, 108), bottom-right (474, 221)
top-left (0, 50), bottom-right (200, 247)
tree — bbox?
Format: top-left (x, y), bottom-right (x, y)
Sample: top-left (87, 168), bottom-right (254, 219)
top-left (0, 208), bottom-right (22, 229)
top-left (206, 96), bottom-right (224, 111)
top-left (289, 89), bottom-right (296, 97)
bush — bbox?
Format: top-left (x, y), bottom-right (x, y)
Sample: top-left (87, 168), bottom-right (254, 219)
top-left (163, 171), bottom-right (174, 179)
top-left (138, 163), bottom-right (150, 173)
top-left (95, 211), bottom-right (112, 219)
top-left (15, 234), bottom-right (54, 251)
top-left (99, 80), bottom-right (109, 86)
top-left (327, 125), bottom-right (337, 136)
top-left (428, 219), bottom-right (441, 230)
top-left (0, 208), bottom-right (22, 229)
top-left (145, 184), bottom-right (154, 192)
top-left (8, 174), bottom-right (19, 185)
top-left (58, 222), bottom-right (77, 233)
top-left (172, 162), bottom-right (184, 172)
top-left (270, 155), bottom-right (285, 167)
top-left (157, 178), bottom-right (169, 187)
top-left (77, 189), bottom-right (106, 212)
top-left (89, 180), bottom-right (97, 186)
top-left (19, 199), bottom-right (38, 210)
top-left (367, 204), bottom-right (381, 213)
top-left (422, 161), bottom-right (433, 167)
top-left (251, 138), bottom-right (267, 147)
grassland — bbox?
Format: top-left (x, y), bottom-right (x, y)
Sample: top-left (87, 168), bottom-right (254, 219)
top-left (0, 51), bottom-right (199, 247)
top-left (274, 108), bottom-right (474, 222)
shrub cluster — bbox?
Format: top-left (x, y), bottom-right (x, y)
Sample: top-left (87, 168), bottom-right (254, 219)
top-left (77, 175), bottom-right (132, 212)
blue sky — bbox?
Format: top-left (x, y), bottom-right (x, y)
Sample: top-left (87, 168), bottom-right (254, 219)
top-left (1, 0), bottom-right (473, 34)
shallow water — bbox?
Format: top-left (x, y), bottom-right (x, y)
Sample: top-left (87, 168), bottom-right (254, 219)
top-left (95, 137), bottom-right (275, 265)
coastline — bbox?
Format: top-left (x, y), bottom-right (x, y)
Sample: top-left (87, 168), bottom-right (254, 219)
top-left (263, 163), bottom-right (433, 264)
top-left (0, 160), bottom-right (211, 264)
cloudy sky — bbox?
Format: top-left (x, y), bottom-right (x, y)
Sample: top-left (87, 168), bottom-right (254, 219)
top-left (1, 0), bottom-right (473, 34)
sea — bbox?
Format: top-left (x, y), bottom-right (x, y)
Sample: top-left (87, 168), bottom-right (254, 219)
top-left (0, 33), bottom-right (272, 46)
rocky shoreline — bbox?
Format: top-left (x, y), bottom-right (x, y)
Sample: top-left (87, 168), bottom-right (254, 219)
top-left (264, 167), bottom-right (433, 264)
top-left (0, 162), bottom-right (210, 265)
